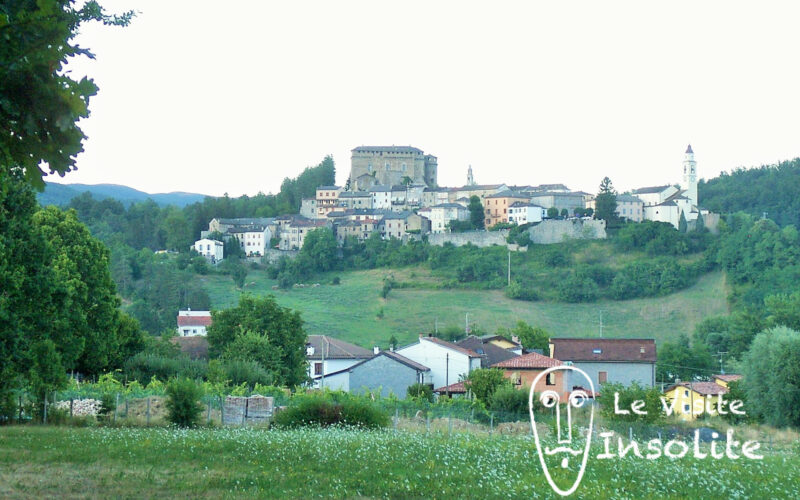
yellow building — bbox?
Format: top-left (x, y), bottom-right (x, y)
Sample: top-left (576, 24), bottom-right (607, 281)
top-left (483, 190), bottom-right (530, 228)
top-left (711, 374), bottom-right (742, 389)
top-left (663, 381), bottom-right (728, 421)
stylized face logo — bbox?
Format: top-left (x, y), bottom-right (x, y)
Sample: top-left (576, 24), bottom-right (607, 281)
top-left (529, 366), bottom-right (595, 497)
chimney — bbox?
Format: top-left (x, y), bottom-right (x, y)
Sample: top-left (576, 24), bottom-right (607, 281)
top-left (373, 346), bottom-right (380, 355)
top-left (511, 335), bottom-right (520, 344)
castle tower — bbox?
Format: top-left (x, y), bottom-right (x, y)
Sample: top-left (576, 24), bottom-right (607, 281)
top-left (681, 144), bottom-right (698, 208)
top-left (467, 165), bottom-right (475, 186)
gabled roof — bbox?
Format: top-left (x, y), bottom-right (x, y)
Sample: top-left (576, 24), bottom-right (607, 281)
top-left (417, 336), bottom-right (481, 357)
top-left (316, 186), bottom-right (341, 191)
top-left (215, 217), bottom-right (274, 226)
top-left (434, 381), bottom-right (467, 394)
top-left (306, 335), bottom-right (373, 360)
top-left (712, 374), bottom-right (742, 383)
top-left (529, 191), bottom-right (585, 198)
top-left (432, 203), bottom-right (467, 209)
top-left (368, 186), bottom-right (393, 192)
top-left (616, 194), bottom-right (643, 203)
top-left (493, 351), bottom-right (562, 369)
top-left (177, 315), bottom-right (212, 327)
top-left (551, 338), bottom-right (657, 363)
top-left (456, 336), bottom-right (518, 366)
top-left (379, 351), bottom-right (431, 372)
top-left (352, 146), bottom-right (423, 154)
top-left (509, 201), bottom-right (545, 209)
top-left (667, 381), bottom-right (728, 396)
top-left (632, 185), bottom-right (671, 195)
top-left (485, 190), bottom-right (528, 199)
top-left (228, 225), bottom-right (267, 233)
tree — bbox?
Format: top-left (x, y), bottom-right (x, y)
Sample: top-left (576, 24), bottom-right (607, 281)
top-left (509, 321), bottom-right (550, 351)
top-left (594, 177), bottom-right (618, 225)
top-left (597, 382), bottom-right (664, 423)
top-left (655, 334), bottom-right (714, 383)
top-left (299, 228), bottom-right (338, 272)
top-left (468, 196), bottom-right (485, 229)
top-left (388, 335), bottom-right (398, 350)
top-left (1, 1), bottom-right (134, 188)
top-left (465, 368), bottom-right (509, 403)
top-left (222, 330), bottom-right (280, 380)
top-left (207, 295), bottom-right (307, 386)
top-left (742, 326), bottom-right (800, 427)
top-left (165, 378), bottom-right (204, 427)
top-left (546, 207), bottom-right (559, 219)
top-left (678, 211), bottom-right (688, 233)
top-left (560, 208), bottom-right (569, 218)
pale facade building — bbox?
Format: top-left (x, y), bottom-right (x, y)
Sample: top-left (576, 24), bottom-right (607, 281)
top-left (177, 309), bottom-right (212, 337)
top-left (193, 238), bottom-right (224, 263)
top-left (508, 203), bottom-right (546, 225)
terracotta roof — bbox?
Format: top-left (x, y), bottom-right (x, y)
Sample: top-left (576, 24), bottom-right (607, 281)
top-left (177, 315), bottom-right (212, 327)
top-left (306, 335), bottom-right (373, 360)
top-left (170, 336), bottom-right (209, 360)
top-left (421, 336), bottom-right (481, 357)
top-left (434, 381), bottom-right (467, 394)
top-left (551, 338), bottom-right (656, 363)
top-left (713, 374), bottom-right (742, 383)
top-left (457, 336), bottom-right (518, 366)
top-left (669, 381), bottom-right (728, 396)
top-left (493, 351), bottom-right (563, 369)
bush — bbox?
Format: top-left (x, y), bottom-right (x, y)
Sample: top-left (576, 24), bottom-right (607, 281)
top-left (124, 353), bottom-right (207, 385)
top-left (98, 393), bottom-right (116, 420)
top-left (165, 378), bottom-right (204, 427)
top-left (220, 360), bottom-right (275, 389)
top-left (273, 392), bottom-right (389, 429)
top-left (407, 383), bottom-right (434, 403)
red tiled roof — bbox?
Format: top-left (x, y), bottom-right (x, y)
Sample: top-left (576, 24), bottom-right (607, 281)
top-left (713, 374), bottom-right (742, 383)
top-left (421, 336), bottom-right (481, 357)
top-left (177, 315), bottom-right (212, 327)
top-left (551, 338), bottom-right (656, 363)
top-left (492, 351), bottom-right (562, 369)
top-left (670, 382), bottom-right (728, 396)
top-left (434, 381), bottom-right (467, 394)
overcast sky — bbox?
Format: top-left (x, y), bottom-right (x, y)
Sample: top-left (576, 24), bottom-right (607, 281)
top-left (55, 0), bottom-right (800, 197)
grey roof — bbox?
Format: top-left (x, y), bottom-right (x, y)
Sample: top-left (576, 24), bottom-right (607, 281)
top-left (686, 144), bottom-right (694, 154)
top-left (486, 190), bottom-right (528, 199)
top-left (227, 225), bottom-right (267, 233)
top-left (632, 185), bottom-right (671, 194)
top-left (339, 191), bottom-right (371, 198)
top-left (432, 203), bottom-right (467, 209)
top-left (531, 183), bottom-right (569, 191)
top-left (368, 186), bottom-right (393, 192)
top-left (529, 191), bottom-right (585, 198)
top-left (352, 146), bottom-right (424, 154)
top-left (216, 217), bottom-right (274, 226)
top-left (381, 211), bottom-right (415, 220)
top-left (317, 185), bottom-right (341, 191)
top-left (456, 336), bottom-right (518, 367)
top-left (616, 194), bottom-right (644, 203)
top-left (457, 184), bottom-right (504, 191)
top-left (306, 335), bottom-right (373, 360)
top-left (312, 351), bottom-right (430, 379)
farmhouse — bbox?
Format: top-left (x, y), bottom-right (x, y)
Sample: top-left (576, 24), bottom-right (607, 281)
top-left (663, 381), bottom-right (729, 421)
top-left (176, 309), bottom-right (212, 337)
top-left (396, 335), bottom-right (482, 390)
top-left (312, 350), bottom-right (432, 398)
top-left (550, 338), bottom-right (657, 389)
top-left (306, 335), bottom-right (373, 383)
top-left (493, 351), bottom-right (567, 397)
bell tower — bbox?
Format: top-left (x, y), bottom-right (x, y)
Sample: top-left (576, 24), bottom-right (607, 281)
top-left (467, 165), bottom-right (475, 186)
top-left (681, 144), bottom-right (698, 207)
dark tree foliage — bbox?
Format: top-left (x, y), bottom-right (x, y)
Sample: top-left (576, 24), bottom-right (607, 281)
top-left (594, 177), bottom-right (618, 226)
top-left (742, 326), bottom-right (800, 427)
top-left (0, 1), bottom-right (134, 188)
top-left (207, 295), bottom-right (307, 387)
top-left (468, 195), bottom-right (484, 229)
top-left (655, 333), bottom-right (714, 383)
top-left (699, 158), bottom-right (800, 228)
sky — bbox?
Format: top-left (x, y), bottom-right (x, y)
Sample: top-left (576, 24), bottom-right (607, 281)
top-left (54, 0), bottom-right (800, 197)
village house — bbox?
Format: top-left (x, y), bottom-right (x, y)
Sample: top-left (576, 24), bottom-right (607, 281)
top-left (278, 217), bottom-right (327, 250)
top-left (483, 190), bottom-right (531, 228)
top-left (527, 191), bottom-right (586, 216)
top-left (480, 334), bottom-right (523, 354)
top-left (192, 238), bottom-right (224, 263)
top-left (369, 186), bottom-right (392, 210)
top-left (614, 194), bottom-right (644, 222)
top-left (508, 202), bottom-right (546, 225)
top-left (300, 198), bottom-right (318, 219)
top-left (421, 187), bottom-right (450, 208)
top-left (379, 211), bottom-right (429, 239)
top-left (550, 338), bottom-right (657, 389)
top-left (456, 335), bottom-right (519, 367)
top-left (395, 335), bottom-right (482, 390)
top-left (229, 224), bottom-right (270, 257)
top-left (205, 217), bottom-right (275, 237)
top-left (337, 191), bottom-right (373, 210)
top-left (315, 185), bottom-right (343, 218)
top-left (176, 309), bottom-right (212, 337)
top-left (313, 350), bottom-right (432, 398)
top-left (418, 203), bottom-right (469, 233)
top-left (663, 381), bottom-right (729, 421)
top-left (334, 218), bottom-right (379, 244)
top-left (452, 183), bottom-right (508, 202)
top-left (305, 335), bottom-right (373, 383)
top-left (711, 374), bottom-right (742, 388)
top-left (493, 351), bottom-right (567, 398)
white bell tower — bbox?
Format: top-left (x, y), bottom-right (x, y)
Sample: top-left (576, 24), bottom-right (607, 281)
top-left (681, 144), bottom-right (698, 207)
top-left (467, 165), bottom-right (475, 186)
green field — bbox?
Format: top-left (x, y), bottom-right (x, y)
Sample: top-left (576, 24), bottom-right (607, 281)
top-left (201, 268), bottom-right (729, 349)
top-left (0, 426), bottom-right (795, 499)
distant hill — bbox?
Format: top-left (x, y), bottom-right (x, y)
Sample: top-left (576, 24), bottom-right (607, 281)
top-left (38, 182), bottom-right (212, 208)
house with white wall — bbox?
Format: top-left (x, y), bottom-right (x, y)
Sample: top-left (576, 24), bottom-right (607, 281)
top-left (229, 225), bottom-right (271, 257)
top-left (395, 335), bottom-right (482, 390)
top-left (306, 335), bottom-right (373, 386)
top-left (193, 238), bottom-right (224, 263)
top-left (508, 202), bottom-right (546, 225)
top-left (419, 203), bottom-right (469, 233)
top-left (369, 186), bottom-right (392, 210)
top-left (177, 309), bottom-right (212, 337)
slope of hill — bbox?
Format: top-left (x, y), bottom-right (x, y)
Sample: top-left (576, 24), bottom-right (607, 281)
top-left (199, 267), bottom-right (729, 349)
top-left (38, 182), bottom-right (212, 207)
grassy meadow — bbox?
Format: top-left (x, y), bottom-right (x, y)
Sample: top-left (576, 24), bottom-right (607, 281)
top-left (1, 426), bottom-right (796, 499)
top-left (201, 267), bottom-right (729, 349)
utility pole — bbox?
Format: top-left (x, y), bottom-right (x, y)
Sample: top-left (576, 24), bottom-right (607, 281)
top-left (445, 352), bottom-right (450, 397)
top-left (717, 351), bottom-right (728, 374)
top-left (507, 250), bottom-right (511, 286)
top-left (320, 337), bottom-right (326, 389)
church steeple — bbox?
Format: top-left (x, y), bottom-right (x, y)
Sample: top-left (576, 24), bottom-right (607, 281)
top-left (681, 144), bottom-right (698, 208)
top-left (467, 165), bottom-right (475, 186)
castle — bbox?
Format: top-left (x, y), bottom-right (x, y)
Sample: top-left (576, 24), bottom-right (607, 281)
top-left (349, 146), bottom-right (438, 190)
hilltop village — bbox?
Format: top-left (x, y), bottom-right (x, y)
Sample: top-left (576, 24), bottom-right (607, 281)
top-left (192, 145), bottom-right (714, 262)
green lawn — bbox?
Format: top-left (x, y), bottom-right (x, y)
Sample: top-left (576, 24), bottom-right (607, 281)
top-left (0, 426), bottom-right (795, 499)
top-left (202, 268), bottom-right (729, 349)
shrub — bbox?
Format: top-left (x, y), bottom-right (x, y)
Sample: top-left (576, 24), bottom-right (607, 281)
top-left (407, 383), bottom-right (434, 403)
top-left (98, 393), bottom-right (116, 420)
top-left (123, 352), bottom-right (207, 385)
top-left (220, 360), bottom-right (274, 389)
top-left (331, 276), bottom-right (340, 285)
top-left (165, 378), bottom-right (204, 427)
top-left (273, 392), bottom-right (389, 429)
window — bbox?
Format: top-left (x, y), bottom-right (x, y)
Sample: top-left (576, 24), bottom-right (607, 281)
top-left (592, 348), bottom-right (602, 354)
top-left (598, 371), bottom-right (607, 384)
top-left (314, 362), bottom-right (323, 375)
top-left (192, 329), bottom-right (197, 334)
top-left (684, 404), bottom-right (690, 412)
top-left (401, 162), bottom-right (407, 171)
top-left (684, 390), bottom-right (689, 397)
top-left (546, 373), bottom-right (555, 386)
